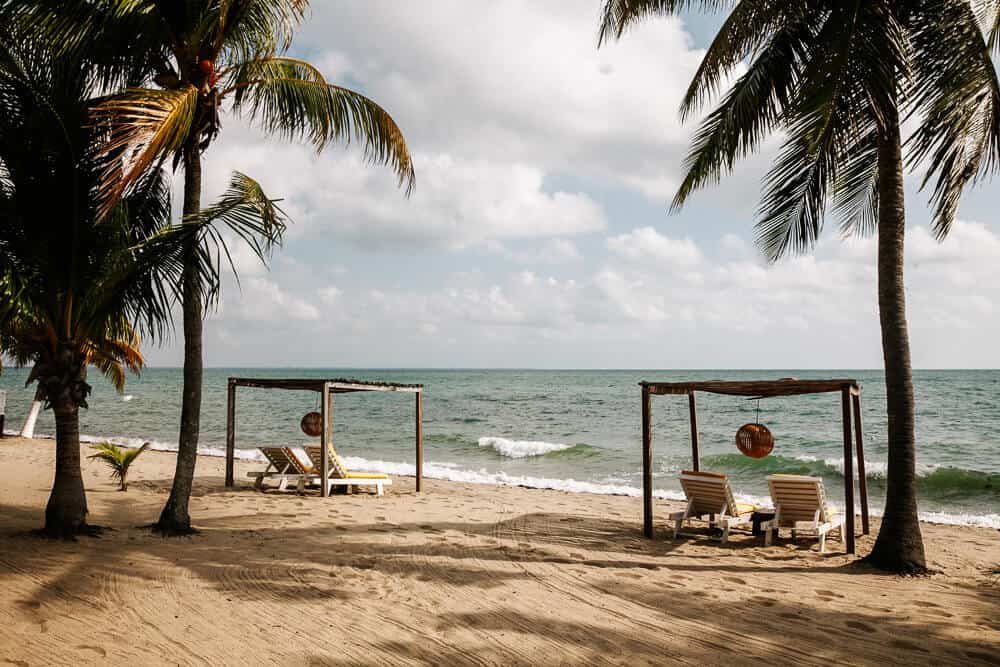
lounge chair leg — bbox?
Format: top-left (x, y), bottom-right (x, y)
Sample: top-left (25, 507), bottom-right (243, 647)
top-left (277, 477), bottom-right (288, 491)
top-left (297, 478), bottom-right (306, 494)
top-left (376, 483), bottom-right (383, 496)
top-left (819, 531), bottom-right (827, 554)
top-left (673, 518), bottom-right (683, 540)
top-left (764, 524), bottom-right (774, 546)
top-left (721, 524), bottom-right (730, 544)
top-left (254, 475), bottom-right (263, 491)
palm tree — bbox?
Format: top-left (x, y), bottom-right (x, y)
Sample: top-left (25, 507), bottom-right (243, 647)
top-left (16, 0), bottom-right (416, 534)
top-left (599, 0), bottom-right (1000, 573)
top-left (88, 442), bottom-right (151, 491)
top-left (0, 29), bottom-right (287, 536)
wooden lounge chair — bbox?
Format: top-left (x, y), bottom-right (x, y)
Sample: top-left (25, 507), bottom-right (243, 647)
top-left (762, 474), bottom-right (845, 553)
top-left (303, 444), bottom-right (392, 496)
top-left (669, 470), bottom-right (757, 543)
top-left (248, 447), bottom-right (314, 492)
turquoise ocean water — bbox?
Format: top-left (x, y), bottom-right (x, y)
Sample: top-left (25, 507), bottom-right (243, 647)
top-left (1, 368), bottom-right (997, 527)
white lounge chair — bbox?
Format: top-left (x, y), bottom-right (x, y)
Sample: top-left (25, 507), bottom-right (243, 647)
top-left (247, 447), bottom-right (313, 492)
top-left (669, 470), bottom-right (758, 543)
top-left (304, 444), bottom-right (392, 496)
top-left (762, 474), bottom-right (845, 553)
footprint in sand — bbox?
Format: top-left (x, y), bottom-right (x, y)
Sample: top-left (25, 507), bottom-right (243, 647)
top-left (76, 646), bottom-right (107, 658)
top-left (814, 589), bottom-right (844, 600)
top-left (890, 639), bottom-right (929, 653)
top-left (845, 620), bottom-right (877, 632)
top-left (911, 600), bottom-right (940, 608)
top-left (4, 659), bottom-right (29, 667)
top-left (723, 576), bottom-right (747, 586)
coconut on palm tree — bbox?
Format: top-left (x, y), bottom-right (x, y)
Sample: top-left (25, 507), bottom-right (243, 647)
top-left (599, 0), bottom-right (1000, 573)
top-left (0, 28), bottom-right (288, 537)
top-left (15, 0), bottom-right (416, 534)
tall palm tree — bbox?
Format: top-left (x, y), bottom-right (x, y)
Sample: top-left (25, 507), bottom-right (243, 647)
top-left (14, 0), bottom-right (416, 534)
top-left (0, 29), bottom-right (287, 536)
top-left (599, 0), bottom-right (1000, 573)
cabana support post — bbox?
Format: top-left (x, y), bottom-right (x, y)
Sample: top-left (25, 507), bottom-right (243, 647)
top-left (224, 377), bottom-right (424, 493)
top-left (852, 393), bottom-right (870, 534)
top-left (642, 385), bottom-right (653, 538)
top-left (321, 383), bottom-right (331, 498)
top-left (841, 388), bottom-right (856, 554)
top-left (639, 378), bottom-right (868, 554)
top-left (688, 392), bottom-right (699, 472)
top-left (416, 392), bottom-right (424, 492)
top-left (225, 378), bottom-right (236, 487)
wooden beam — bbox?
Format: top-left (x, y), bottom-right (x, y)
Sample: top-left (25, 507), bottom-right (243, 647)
top-left (320, 383), bottom-right (331, 498)
top-left (688, 392), bottom-right (700, 472)
top-left (841, 388), bottom-right (856, 554)
top-left (225, 379), bottom-right (236, 487)
top-left (415, 391), bottom-right (424, 492)
top-left (852, 392), bottom-right (870, 535)
top-left (642, 385), bottom-right (653, 538)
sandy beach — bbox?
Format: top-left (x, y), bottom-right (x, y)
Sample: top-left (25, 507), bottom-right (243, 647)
top-left (0, 436), bottom-right (997, 666)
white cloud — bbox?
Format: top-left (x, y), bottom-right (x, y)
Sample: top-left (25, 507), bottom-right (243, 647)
top-left (606, 227), bottom-right (702, 268)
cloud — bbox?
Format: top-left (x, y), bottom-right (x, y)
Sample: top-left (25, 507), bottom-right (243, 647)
top-left (606, 226), bottom-right (702, 268)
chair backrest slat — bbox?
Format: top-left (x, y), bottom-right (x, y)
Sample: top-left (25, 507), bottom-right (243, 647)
top-left (680, 472), bottom-right (738, 516)
top-left (767, 475), bottom-right (833, 525)
top-left (304, 444), bottom-right (350, 479)
top-left (260, 447), bottom-right (309, 474)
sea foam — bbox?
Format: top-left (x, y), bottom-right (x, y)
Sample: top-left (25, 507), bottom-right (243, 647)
top-left (16, 429), bottom-right (1000, 530)
top-left (477, 436), bottom-right (573, 458)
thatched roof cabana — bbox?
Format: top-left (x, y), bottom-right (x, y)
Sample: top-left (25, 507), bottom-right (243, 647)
top-left (224, 377), bottom-right (424, 496)
top-left (639, 378), bottom-right (869, 553)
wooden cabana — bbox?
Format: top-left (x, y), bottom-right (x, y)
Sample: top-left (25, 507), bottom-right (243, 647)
top-left (224, 377), bottom-right (424, 496)
top-left (640, 378), bottom-right (869, 554)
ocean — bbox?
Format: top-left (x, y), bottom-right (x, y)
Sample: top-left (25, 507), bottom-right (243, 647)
top-left (1, 368), bottom-right (997, 528)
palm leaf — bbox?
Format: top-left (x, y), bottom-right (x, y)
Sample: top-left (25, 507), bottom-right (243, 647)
top-left (228, 57), bottom-right (415, 193)
top-left (90, 86), bottom-right (198, 221)
top-left (598, 0), bottom-right (734, 44)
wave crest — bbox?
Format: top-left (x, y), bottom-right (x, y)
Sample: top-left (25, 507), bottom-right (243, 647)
top-left (477, 436), bottom-right (573, 458)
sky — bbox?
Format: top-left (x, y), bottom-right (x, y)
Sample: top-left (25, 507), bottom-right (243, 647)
top-left (146, 1), bottom-right (1000, 369)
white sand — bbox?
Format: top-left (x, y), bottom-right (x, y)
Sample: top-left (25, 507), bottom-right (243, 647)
top-left (0, 436), bottom-right (997, 665)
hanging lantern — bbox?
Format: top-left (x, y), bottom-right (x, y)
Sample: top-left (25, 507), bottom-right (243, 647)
top-left (735, 422), bottom-right (774, 459)
top-left (300, 411), bottom-right (323, 437)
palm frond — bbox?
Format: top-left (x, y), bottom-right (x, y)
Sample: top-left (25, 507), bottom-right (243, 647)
top-left (671, 17), bottom-right (810, 210)
top-left (189, 170), bottom-right (288, 297)
top-left (88, 441), bottom-right (149, 490)
top-left (228, 57), bottom-right (415, 193)
top-left (91, 85), bottom-right (198, 221)
top-left (907, 0), bottom-right (1000, 239)
top-left (598, 0), bottom-right (733, 45)
top-left (679, 0), bottom-right (798, 119)
top-left (831, 128), bottom-right (879, 238)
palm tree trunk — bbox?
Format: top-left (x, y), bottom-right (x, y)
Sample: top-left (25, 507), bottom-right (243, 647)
top-left (156, 142), bottom-right (203, 535)
top-left (43, 387), bottom-right (88, 537)
top-left (866, 104), bottom-right (927, 574)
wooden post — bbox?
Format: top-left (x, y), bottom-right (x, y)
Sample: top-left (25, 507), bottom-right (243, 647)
top-left (688, 392), bottom-right (700, 471)
top-left (415, 391), bottom-right (423, 492)
top-left (841, 388), bottom-right (856, 554)
top-left (320, 383), bottom-right (331, 498)
top-left (225, 379), bottom-right (236, 487)
top-left (642, 385), bottom-right (653, 538)
top-left (852, 392), bottom-right (870, 535)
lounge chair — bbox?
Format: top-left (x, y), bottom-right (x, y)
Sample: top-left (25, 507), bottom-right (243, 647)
top-left (762, 474), bottom-right (845, 553)
top-left (248, 447), bottom-right (313, 492)
top-left (303, 444), bottom-right (392, 496)
top-left (669, 470), bottom-right (757, 543)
